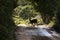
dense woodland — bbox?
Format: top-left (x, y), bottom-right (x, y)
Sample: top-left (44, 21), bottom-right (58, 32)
top-left (0, 0), bottom-right (60, 40)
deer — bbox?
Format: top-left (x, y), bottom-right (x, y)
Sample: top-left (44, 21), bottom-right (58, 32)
top-left (29, 18), bottom-right (38, 27)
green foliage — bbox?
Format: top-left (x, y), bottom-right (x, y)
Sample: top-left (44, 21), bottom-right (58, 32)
top-left (27, 0), bottom-right (60, 33)
top-left (27, 0), bottom-right (58, 24)
top-left (12, 0), bottom-right (44, 25)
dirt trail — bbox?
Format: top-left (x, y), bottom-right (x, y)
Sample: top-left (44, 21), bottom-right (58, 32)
top-left (14, 26), bottom-right (60, 40)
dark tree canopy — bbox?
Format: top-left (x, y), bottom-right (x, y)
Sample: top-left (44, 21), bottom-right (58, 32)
top-left (0, 0), bottom-right (17, 40)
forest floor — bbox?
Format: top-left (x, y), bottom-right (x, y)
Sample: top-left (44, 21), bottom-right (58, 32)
top-left (14, 25), bottom-right (60, 40)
